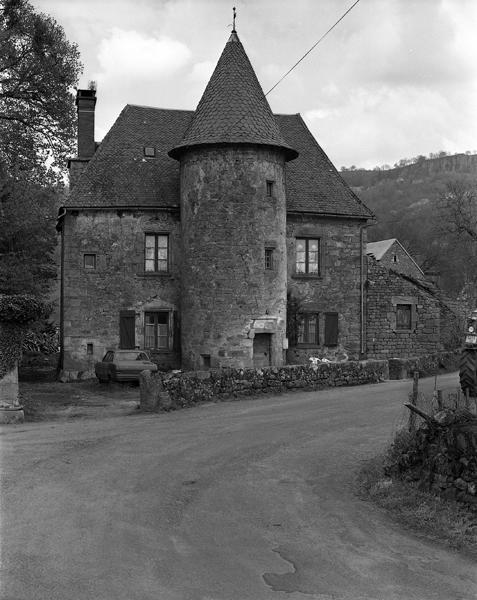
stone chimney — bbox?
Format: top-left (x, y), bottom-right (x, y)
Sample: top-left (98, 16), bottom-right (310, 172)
top-left (68, 87), bottom-right (97, 190)
top-left (76, 88), bottom-right (97, 158)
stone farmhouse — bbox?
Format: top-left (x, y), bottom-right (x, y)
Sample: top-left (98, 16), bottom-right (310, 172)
top-left (57, 29), bottom-right (374, 379)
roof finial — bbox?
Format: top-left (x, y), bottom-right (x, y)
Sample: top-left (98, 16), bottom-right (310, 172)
top-left (232, 6), bottom-right (236, 32)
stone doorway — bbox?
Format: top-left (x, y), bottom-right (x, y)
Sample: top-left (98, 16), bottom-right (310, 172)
top-left (253, 333), bottom-right (271, 368)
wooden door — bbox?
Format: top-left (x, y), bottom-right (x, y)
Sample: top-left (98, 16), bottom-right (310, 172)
top-left (119, 310), bottom-right (135, 349)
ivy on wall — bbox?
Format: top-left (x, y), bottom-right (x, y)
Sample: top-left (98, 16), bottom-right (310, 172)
top-left (0, 295), bottom-right (50, 377)
top-left (286, 292), bottom-right (302, 347)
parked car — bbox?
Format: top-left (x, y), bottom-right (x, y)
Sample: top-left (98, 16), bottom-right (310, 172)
top-left (95, 350), bottom-right (158, 383)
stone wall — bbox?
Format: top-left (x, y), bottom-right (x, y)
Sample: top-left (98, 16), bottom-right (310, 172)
top-left (375, 241), bottom-right (424, 280)
top-left (61, 209), bottom-right (181, 378)
top-left (389, 411), bottom-right (477, 506)
top-left (287, 215), bottom-right (366, 361)
top-left (388, 351), bottom-right (460, 380)
top-left (179, 145), bottom-right (288, 371)
top-left (139, 359), bottom-right (388, 411)
top-left (367, 259), bottom-right (446, 359)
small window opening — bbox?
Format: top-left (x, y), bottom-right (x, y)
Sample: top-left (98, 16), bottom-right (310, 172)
top-left (201, 354), bottom-right (211, 369)
top-left (83, 253), bottom-right (96, 269)
top-left (144, 146), bottom-right (156, 157)
top-left (396, 304), bottom-right (412, 330)
top-left (393, 254), bottom-right (398, 263)
top-left (265, 247), bottom-right (274, 270)
top-left (87, 343), bottom-right (94, 355)
top-left (266, 180), bottom-right (274, 197)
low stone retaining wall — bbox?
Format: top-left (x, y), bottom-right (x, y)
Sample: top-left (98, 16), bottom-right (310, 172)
top-left (139, 359), bottom-right (389, 411)
top-left (388, 351), bottom-right (460, 380)
top-left (391, 411), bottom-right (477, 506)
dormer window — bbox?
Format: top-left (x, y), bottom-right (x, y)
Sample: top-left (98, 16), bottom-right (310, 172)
top-left (144, 146), bottom-right (156, 157)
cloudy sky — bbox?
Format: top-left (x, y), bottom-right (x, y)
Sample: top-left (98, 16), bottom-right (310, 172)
top-left (32, 0), bottom-right (477, 169)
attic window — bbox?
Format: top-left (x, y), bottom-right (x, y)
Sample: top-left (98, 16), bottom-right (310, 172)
top-left (144, 146), bottom-right (156, 157)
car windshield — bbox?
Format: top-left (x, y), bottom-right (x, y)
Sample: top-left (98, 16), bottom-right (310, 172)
top-left (117, 352), bottom-right (148, 361)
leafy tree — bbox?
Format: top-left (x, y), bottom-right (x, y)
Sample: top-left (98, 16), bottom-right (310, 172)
top-left (438, 181), bottom-right (477, 242)
top-left (0, 0), bottom-right (82, 183)
top-left (0, 163), bottom-right (60, 296)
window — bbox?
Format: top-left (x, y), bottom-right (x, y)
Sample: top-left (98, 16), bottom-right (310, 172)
top-left (87, 343), bottom-right (93, 355)
top-left (396, 304), bottom-right (412, 330)
top-left (144, 146), bottom-right (156, 157)
top-left (266, 180), bottom-right (274, 197)
top-left (103, 351), bottom-right (114, 362)
top-left (145, 312), bottom-right (170, 350)
top-left (145, 234), bottom-right (169, 272)
top-left (324, 313), bottom-right (339, 346)
top-left (298, 313), bottom-right (319, 345)
top-left (201, 354), bottom-right (211, 369)
top-left (265, 247), bottom-right (274, 270)
top-left (83, 253), bottom-right (96, 269)
top-left (296, 238), bottom-right (320, 275)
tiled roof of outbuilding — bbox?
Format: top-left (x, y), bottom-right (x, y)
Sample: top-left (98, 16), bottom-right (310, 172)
top-left (169, 32), bottom-right (297, 161)
top-left (67, 105), bottom-right (373, 219)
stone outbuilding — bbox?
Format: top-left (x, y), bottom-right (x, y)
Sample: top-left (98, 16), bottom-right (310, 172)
top-left (366, 256), bottom-right (462, 360)
top-left (367, 238), bottom-right (425, 281)
top-left (57, 28), bottom-right (373, 379)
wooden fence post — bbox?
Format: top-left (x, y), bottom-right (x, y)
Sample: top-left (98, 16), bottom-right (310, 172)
top-left (409, 370), bottom-right (419, 431)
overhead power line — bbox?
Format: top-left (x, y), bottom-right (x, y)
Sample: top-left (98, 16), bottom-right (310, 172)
top-left (264, 0), bottom-right (361, 97)
top-left (225, 0), bottom-right (361, 137)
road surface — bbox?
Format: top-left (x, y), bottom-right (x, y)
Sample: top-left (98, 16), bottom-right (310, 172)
top-left (1, 372), bottom-right (476, 600)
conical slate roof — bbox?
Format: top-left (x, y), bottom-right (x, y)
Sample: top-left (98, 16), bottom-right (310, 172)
top-left (169, 31), bottom-right (297, 161)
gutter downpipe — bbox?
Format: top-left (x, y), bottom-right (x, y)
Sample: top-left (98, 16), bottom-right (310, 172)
top-left (360, 222), bottom-right (371, 359)
top-left (56, 207), bottom-right (67, 374)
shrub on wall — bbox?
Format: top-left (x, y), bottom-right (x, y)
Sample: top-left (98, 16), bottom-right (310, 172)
top-left (0, 295), bottom-right (50, 377)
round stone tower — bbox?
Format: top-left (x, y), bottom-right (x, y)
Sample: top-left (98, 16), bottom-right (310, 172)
top-left (169, 29), bottom-right (298, 371)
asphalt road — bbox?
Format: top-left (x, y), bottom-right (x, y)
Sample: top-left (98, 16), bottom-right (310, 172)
top-left (1, 372), bottom-right (476, 600)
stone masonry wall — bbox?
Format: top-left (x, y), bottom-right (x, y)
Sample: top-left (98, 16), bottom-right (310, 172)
top-left (179, 145), bottom-right (288, 370)
top-left (140, 359), bottom-right (389, 411)
top-left (61, 209), bottom-right (181, 378)
top-left (287, 215), bottom-right (366, 361)
top-left (366, 259), bottom-right (443, 359)
top-left (376, 241), bottom-right (424, 280)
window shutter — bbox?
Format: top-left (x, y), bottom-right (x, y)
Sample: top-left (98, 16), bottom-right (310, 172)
top-left (173, 310), bottom-right (180, 353)
top-left (324, 312), bottom-right (339, 346)
top-left (119, 310), bottom-right (135, 349)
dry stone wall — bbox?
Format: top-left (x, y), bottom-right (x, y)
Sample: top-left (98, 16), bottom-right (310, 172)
top-left (139, 360), bottom-right (388, 411)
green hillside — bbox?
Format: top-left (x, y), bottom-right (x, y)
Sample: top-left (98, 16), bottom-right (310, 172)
top-left (341, 153), bottom-right (477, 296)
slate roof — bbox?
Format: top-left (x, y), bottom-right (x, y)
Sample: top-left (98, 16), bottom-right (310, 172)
top-left (68, 105), bottom-right (193, 208)
top-left (67, 105), bottom-right (373, 219)
top-left (276, 114), bottom-right (372, 218)
top-left (169, 32), bottom-right (297, 161)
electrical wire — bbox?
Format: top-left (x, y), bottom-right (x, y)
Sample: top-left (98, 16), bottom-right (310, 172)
top-left (226, 0), bottom-right (361, 137)
top-left (264, 0), bottom-right (361, 98)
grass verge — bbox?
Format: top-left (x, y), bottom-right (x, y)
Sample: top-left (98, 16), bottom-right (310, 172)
top-left (356, 453), bottom-right (477, 557)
